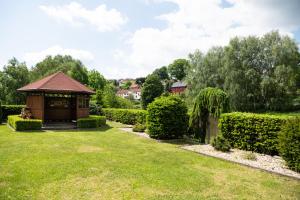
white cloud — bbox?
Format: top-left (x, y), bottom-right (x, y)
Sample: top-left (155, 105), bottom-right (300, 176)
top-left (23, 45), bottom-right (94, 65)
top-left (40, 2), bottom-right (127, 32)
top-left (115, 0), bottom-right (300, 77)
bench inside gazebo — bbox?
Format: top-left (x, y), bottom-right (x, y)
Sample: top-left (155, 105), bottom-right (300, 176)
top-left (17, 72), bottom-right (95, 126)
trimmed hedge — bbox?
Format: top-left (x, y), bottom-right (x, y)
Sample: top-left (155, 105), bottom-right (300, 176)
top-left (278, 117), bottom-right (300, 172)
top-left (219, 112), bottom-right (291, 155)
top-left (147, 96), bottom-right (188, 139)
top-left (77, 115), bottom-right (106, 128)
top-left (103, 108), bottom-right (147, 125)
top-left (8, 115), bottom-right (42, 131)
top-left (132, 123), bottom-right (146, 132)
top-left (1, 105), bottom-right (25, 121)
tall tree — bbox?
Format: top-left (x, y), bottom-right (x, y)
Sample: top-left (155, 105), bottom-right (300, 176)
top-left (0, 58), bottom-right (30, 104)
top-left (141, 74), bottom-right (164, 109)
top-left (135, 77), bottom-right (146, 86)
top-left (88, 70), bottom-right (106, 90)
top-left (31, 55), bottom-right (89, 84)
top-left (152, 66), bottom-right (169, 80)
top-left (168, 59), bottom-right (189, 80)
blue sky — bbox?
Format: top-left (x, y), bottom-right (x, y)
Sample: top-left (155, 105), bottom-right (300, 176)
top-left (1, 0), bottom-right (300, 79)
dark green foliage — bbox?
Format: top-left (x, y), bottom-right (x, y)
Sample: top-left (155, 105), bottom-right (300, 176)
top-left (7, 115), bottom-right (42, 131)
top-left (31, 55), bottom-right (89, 84)
top-left (141, 74), bottom-right (164, 109)
top-left (168, 59), bottom-right (189, 80)
top-left (135, 77), bottom-right (146, 86)
top-left (147, 96), bottom-right (188, 139)
top-left (89, 102), bottom-right (103, 115)
top-left (103, 108), bottom-right (147, 125)
top-left (132, 123), bottom-right (146, 132)
top-left (0, 58), bottom-right (30, 104)
top-left (211, 134), bottom-right (231, 152)
top-left (219, 112), bottom-right (291, 155)
top-left (152, 66), bottom-right (169, 80)
top-left (278, 117), bottom-right (300, 172)
top-left (1, 105), bottom-right (25, 121)
top-left (189, 87), bottom-right (229, 142)
top-left (77, 115), bottom-right (106, 128)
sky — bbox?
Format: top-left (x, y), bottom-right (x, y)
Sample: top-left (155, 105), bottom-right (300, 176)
top-left (1, 0), bottom-right (300, 79)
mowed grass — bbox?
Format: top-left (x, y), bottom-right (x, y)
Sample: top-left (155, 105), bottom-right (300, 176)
top-left (0, 122), bottom-right (299, 200)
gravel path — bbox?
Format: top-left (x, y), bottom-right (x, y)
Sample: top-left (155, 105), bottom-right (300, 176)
top-left (182, 144), bottom-right (300, 180)
top-left (118, 126), bottom-right (299, 179)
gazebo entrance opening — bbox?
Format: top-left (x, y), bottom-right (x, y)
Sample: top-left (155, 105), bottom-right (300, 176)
top-left (44, 93), bottom-right (77, 122)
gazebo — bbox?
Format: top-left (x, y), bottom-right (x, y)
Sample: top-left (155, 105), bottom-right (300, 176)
top-left (17, 72), bottom-right (95, 122)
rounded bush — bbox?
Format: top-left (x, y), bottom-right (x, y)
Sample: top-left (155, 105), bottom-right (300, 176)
top-left (132, 123), bottom-right (146, 132)
top-left (278, 117), bottom-right (300, 172)
top-left (211, 134), bottom-right (231, 152)
top-left (147, 96), bottom-right (188, 139)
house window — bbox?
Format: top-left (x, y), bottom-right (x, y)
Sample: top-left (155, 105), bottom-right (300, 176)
top-left (78, 96), bottom-right (89, 108)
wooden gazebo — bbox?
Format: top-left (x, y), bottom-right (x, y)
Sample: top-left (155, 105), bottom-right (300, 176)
top-left (18, 72), bottom-right (95, 122)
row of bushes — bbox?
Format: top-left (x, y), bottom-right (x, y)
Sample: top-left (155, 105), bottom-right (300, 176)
top-left (1, 105), bottom-right (25, 121)
top-left (7, 115), bottom-right (42, 131)
top-left (219, 112), bottom-right (291, 155)
top-left (103, 108), bottom-right (147, 125)
top-left (77, 115), bottom-right (106, 128)
top-left (219, 112), bottom-right (300, 172)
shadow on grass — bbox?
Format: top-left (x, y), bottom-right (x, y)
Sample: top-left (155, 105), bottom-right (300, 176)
top-left (158, 137), bottom-right (201, 146)
top-left (50, 124), bottom-right (113, 133)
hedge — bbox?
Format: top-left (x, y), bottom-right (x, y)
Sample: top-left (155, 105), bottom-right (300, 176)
top-left (278, 117), bottom-right (300, 172)
top-left (147, 96), bottom-right (188, 139)
top-left (219, 112), bottom-right (291, 155)
top-left (1, 105), bottom-right (25, 121)
top-left (77, 115), bottom-right (106, 128)
top-left (7, 115), bottom-right (42, 131)
top-left (103, 108), bottom-right (147, 125)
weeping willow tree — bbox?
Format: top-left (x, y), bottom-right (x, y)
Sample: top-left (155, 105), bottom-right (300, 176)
top-left (189, 87), bottom-right (229, 143)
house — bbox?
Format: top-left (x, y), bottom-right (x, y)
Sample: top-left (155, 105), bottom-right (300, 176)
top-left (17, 72), bottom-right (95, 122)
top-left (117, 83), bottom-right (141, 100)
top-left (170, 81), bottom-right (187, 94)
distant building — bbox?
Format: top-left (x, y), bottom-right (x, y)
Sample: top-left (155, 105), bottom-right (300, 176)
top-left (117, 85), bottom-right (141, 100)
top-left (170, 81), bottom-right (187, 94)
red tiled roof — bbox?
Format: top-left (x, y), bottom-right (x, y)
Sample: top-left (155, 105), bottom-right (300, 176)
top-left (18, 71), bottom-right (95, 94)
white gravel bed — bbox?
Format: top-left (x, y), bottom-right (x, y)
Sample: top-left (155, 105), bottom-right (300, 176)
top-left (119, 127), bottom-right (150, 139)
top-left (182, 144), bottom-right (300, 179)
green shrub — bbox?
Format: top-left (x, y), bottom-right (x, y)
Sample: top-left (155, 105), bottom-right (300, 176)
top-left (77, 115), bottom-right (106, 128)
top-left (132, 123), bottom-right (146, 132)
top-left (278, 117), bottom-right (300, 172)
top-left (103, 108), bottom-right (147, 125)
top-left (7, 115), bottom-right (42, 131)
top-left (219, 112), bottom-right (290, 155)
top-left (211, 134), bottom-right (231, 152)
top-left (89, 102), bottom-right (104, 115)
top-left (147, 96), bottom-right (188, 139)
top-left (1, 105), bottom-right (25, 121)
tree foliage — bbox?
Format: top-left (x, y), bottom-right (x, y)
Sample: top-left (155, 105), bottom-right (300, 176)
top-left (186, 31), bottom-right (300, 112)
top-left (152, 66), bottom-right (169, 80)
top-left (31, 55), bottom-right (89, 84)
top-left (88, 70), bottom-right (106, 90)
top-left (0, 58), bottom-right (30, 104)
top-left (141, 74), bottom-right (164, 109)
top-left (168, 59), bottom-right (189, 80)
top-left (189, 87), bottom-right (229, 142)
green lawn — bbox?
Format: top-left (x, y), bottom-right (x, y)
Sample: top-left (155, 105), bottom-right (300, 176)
top-left (0, 122), bottom-right (299, 200)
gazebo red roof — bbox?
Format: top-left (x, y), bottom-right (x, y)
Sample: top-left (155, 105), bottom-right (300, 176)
top-left (18, 71), bottom-right (95, 94)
